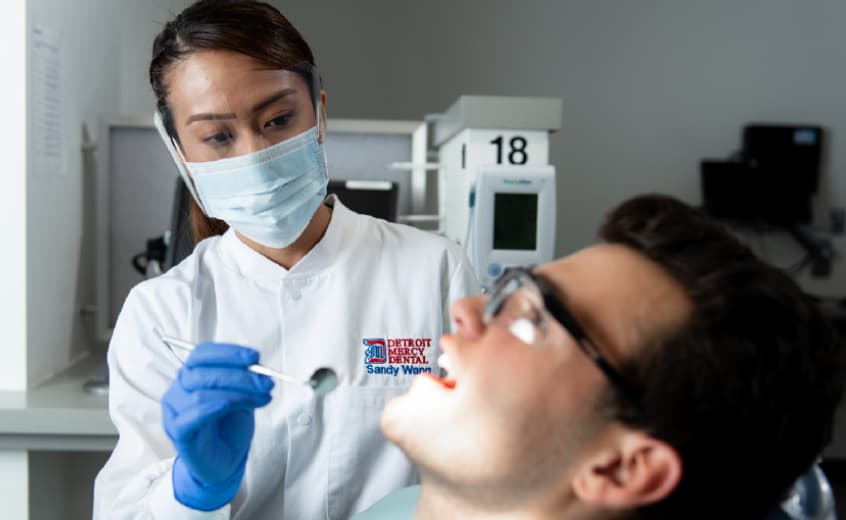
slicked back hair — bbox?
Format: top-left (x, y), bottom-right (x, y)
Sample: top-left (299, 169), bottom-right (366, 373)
top-left (599, 194), bottom-right (844, 519)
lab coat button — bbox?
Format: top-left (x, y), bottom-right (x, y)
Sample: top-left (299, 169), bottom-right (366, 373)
top-left (297, 413), bottom-right (312, 426)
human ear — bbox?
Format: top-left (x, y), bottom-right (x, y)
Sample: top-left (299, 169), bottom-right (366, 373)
top-left (572, 431), bottom-right (681, 508)
top-left (318, 90), bottom-right (328, 143)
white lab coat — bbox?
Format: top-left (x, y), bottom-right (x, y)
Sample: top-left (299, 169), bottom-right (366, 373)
top-left (93, 197), bottom-right (479, 519)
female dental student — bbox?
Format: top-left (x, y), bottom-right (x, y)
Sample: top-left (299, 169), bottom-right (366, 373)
top-left (93, 1), bottom-right (478, 518)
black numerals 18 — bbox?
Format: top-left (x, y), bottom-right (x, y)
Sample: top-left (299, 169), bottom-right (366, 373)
top-left (489, 136), bottom-right (528, 165)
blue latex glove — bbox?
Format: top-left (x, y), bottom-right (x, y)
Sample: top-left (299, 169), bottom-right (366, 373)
top-left (161, 342), bottom-right (274, 511)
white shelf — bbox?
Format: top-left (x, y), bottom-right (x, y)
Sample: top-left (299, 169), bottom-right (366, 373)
top-left (0, 355), bottom-right (116, 451)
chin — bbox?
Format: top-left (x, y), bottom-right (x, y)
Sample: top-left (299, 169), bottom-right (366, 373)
top-left (380, 375), bottom-right (460, 463)
top-left (379, 392), bottom-right (409, 444)
top-left (380, 378), bottom-right (510, 485)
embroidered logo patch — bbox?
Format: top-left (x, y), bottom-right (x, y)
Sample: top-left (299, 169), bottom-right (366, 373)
top-left (363, 337), bottom-right (434, 376)
top-left (363, 338), bottom-right (387, 364)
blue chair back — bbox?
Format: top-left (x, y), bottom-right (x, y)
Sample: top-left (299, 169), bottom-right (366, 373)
top-left (765, 465), bottom-right (836, 520)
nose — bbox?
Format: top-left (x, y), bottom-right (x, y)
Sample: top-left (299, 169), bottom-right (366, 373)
top-left (449, 295), bottom-right (487, 340)
top-left (235, 131), bottom-right (271, 156)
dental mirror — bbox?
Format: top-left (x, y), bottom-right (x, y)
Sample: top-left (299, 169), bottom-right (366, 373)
top-left (308, 367), bottom-right (339, 396)
top-left (157, 331), bottom-right (341, 396)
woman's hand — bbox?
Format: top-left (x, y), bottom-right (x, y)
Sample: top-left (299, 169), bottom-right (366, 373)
top-left (162, 342), bottom-right (274, 511)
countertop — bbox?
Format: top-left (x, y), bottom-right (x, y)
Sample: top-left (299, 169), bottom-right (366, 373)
top-left (0, 355), bottom-right (116, 451)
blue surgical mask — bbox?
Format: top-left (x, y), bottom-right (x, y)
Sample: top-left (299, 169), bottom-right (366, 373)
top-left (185, 126), bottom-right (329, 249)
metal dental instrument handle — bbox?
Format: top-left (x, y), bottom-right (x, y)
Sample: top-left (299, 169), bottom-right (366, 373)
top-left (158, 334), bottom-right (339, 395)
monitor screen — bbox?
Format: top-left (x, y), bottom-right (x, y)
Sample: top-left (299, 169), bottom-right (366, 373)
top-left (701, 159), bottom-right (813, 225)
top-left (327, 180), bottom-right (399, 222)
top-left (493, 193), bottom-right (538, 250)
top-left (742, 125), bottom-right (822, 194)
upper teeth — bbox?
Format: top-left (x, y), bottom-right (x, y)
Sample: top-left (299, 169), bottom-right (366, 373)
top-left (437, 353), bottom-right (452, 375)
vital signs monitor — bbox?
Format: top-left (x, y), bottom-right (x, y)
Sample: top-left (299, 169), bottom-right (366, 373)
top-left (470, 165), bottom-right (556, 288)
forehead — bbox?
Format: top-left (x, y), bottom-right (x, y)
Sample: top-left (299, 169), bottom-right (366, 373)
top-left (164, 50), bottom-right (310, 123)
top-left (535, 243), bottom-right (692, 362)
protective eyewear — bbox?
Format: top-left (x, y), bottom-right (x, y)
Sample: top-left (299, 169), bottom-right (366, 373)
top-left (484, 266), bottom-right (646, 416)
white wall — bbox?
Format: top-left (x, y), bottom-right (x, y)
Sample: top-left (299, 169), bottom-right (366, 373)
top-left (275, 0), bottom-right (846, 281)
top-left (0, 452), bottom-right (28, 519)
top-left (0, 0), bottom-right (28, 392)
top-left (26, 0), bottom-right (124, 386)
top-left (25, 0), bottom-right (192, 386)
top-left (117, 0), bottom-right (193, 114)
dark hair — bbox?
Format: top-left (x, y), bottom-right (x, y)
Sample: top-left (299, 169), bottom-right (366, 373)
top-left (599, 194), bottom-right (845, 519)
top-left (149, 0), bottom-right (316, 243)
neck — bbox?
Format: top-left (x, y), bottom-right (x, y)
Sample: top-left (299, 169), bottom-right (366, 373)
top-left (236, 203), bottom-right (332, 270)
top-left (413, 480), bottom-right (546, 520)
top-left (413, 476), bottom-right (606, 520)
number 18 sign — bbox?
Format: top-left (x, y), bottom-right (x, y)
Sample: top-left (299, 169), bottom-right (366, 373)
top-left (460, 129), bottom-right (549, 173)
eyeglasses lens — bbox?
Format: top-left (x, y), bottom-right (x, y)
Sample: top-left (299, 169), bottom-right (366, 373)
top-left (485, 274), bottom-right (546, 346)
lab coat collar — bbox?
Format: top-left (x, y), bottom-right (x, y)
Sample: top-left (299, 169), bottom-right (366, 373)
top-left (220, 194), bottom-right (350, 281)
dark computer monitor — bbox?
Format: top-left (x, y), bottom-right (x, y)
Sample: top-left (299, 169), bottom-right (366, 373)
top-left (701, 160), bottom-right (814, 224)
top-left (742, 124), bottom-right (823, 194)
top-left (701, 124), bottom-right (824, 225)
top-left (327, 179), bottom-right (399, 222)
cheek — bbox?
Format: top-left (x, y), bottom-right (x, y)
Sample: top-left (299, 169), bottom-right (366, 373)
top-left (456, 374), bottom-right (594, 479)
top-left (470, 343), bottom-right (603, 431)
top-left (177, 137), bottom-right (205, 162)
top-left (467, 352), bottom-right (559, 422)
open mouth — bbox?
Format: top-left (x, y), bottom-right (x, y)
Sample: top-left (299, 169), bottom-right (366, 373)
top-left (425, 352), bottom-right (458, 390)
top-left (423, 372), bottom-right (456, 390)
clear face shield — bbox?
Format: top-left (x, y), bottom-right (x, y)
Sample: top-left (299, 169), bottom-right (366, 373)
top-left (153, 64), bottom-right (329, 248)
top-left (154, 64), bottom-right (324, 211)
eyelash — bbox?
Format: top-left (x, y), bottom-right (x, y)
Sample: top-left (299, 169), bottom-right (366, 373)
top-left (265, 112), bottom-right (293, 128)
top-left (200, 111), bottom-right (294, 147)
top-left (202, 131), bottom-right (233, 146)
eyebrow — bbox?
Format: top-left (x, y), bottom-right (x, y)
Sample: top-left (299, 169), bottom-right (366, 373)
top-left (184, 88), bottom-right (299, 125)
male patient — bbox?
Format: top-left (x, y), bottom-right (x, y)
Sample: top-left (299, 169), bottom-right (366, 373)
top-left (376, 194), bottom-right (844, 519)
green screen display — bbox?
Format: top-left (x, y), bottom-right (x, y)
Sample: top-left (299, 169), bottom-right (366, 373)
top-left (493, 193), bottom-right (538, 250)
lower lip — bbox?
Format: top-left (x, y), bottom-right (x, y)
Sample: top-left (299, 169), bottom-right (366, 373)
top-left (422, 372), bottom-right (456, 390)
